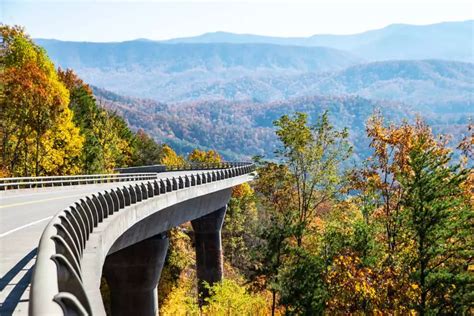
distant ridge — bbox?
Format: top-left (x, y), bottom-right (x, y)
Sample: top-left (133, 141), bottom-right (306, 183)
top-left (163, 20), bottom-right (474, 62)
top-left (35, 39), bottom-right (360, 72)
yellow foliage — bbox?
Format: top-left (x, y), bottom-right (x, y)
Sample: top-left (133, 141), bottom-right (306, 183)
top-left (40, 109), bottom-right (84, 175)
top-left (231, 182), bottom-right (254, 199)
top-left (1, 25), bottom-right (82, 176)
top-left (161, 144), bottom-right (185, 167)
top-left (161, 278), bottom-right (269, 316)
top-left (160, 276), bottom-right (200, 316)
top-left (202, 280), bottom-right (268, 316)
top-left (187, 149), bottom-right (222, 164)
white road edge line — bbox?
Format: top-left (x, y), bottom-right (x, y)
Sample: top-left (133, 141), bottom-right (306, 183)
top-left (0, 216), bottom-right (53, 238)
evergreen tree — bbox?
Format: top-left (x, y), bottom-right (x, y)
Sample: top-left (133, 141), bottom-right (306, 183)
top-left (131, 129), bottom-right (164, 166)
top-left (399, 137), bottom-right (473, 314)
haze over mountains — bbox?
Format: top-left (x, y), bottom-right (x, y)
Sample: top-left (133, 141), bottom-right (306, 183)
top-left (165, 20), bottom-right (474, 62)
top-left (35, 20), bottom-right (473, 159)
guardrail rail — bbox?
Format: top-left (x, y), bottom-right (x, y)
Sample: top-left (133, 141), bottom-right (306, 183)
top-left (0, 162), bottom-right (251, 190)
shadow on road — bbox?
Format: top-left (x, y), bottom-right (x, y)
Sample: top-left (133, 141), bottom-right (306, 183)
top-left (0, 248), bottom-right (37, 315)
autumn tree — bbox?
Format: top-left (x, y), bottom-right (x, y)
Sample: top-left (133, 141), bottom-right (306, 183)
top-left (187, 149), bottom-right (222, 164)
top-left (58, 68), bottom-right (105, 173)
top-left (252, 112), bottom-right (351, 314)
top-left (222, 182), bottom-right (257, 273)
top-left (273, 111), bottom-right (351, 246)
top-left (57, 68), bottom-right (141, 173)
top-left (253, 162), bottom-right (295, 315)
top-left (160, 144), bottom-right (185, 167)
top-left (1, 25), bottom-right (83, 176)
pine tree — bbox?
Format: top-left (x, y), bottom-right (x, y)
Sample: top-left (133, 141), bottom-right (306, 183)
top-left (399, 137), bottom-right (473, 314)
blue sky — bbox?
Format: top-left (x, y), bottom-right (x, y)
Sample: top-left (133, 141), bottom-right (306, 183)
top-left (2, 0), bottom-right (473, 42)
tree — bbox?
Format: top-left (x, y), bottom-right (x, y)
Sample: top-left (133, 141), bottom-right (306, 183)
top-left (398, 137), bottom-right (473, 314)
top-left (278, 248), bottom-right (327, 315)
top-left (253, 162), bottom-right (295, 315)
top-left (40, 108), bottom-right (84, 175)
top-left (160, 279), bottom-right (269, 316)
top-left (1, 25), bottom-right (83, 176)
top-left (252, 112), bottom-right (351, 314)
top-left (187, 149), bottom-right (221, 164)
top-left (222, 182), bottom-right (257, 272)
top-left (131, 129), bottom-right (164, 166)
top-left (58, 68), bottom-right (105, 173)
top-left (203, 279), bottom-right (268, 315)
top-left (348, 114), bottom-right (473, 312)
top-left (160, 144), bottom-right (185, 167)
top-left (273, 111), bottom-right (351, 246)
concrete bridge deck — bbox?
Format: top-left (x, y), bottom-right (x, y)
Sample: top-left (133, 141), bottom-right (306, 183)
top-left (0, 170), bottom-right (211, 315)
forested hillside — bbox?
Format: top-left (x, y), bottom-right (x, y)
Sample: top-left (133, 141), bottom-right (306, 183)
top-left (156, 111), bottom-right (473, 315)
top-left (94, 87), bottom-right (471, 161)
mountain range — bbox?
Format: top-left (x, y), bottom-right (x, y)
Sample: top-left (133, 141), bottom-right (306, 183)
top-left (34, 20), bottom-right (473, 159)
top-left (35, 20), bottom-right (473, 106)
top-left (164, 20), bottom-right (474, 62)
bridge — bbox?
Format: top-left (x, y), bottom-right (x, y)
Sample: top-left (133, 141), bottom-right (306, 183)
top-left (0, 162), bottom-right (255, 315)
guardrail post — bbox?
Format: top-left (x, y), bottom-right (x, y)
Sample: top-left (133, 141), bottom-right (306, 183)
top-left (103, 233), bottom-right (169, 316)
top-left (191, 206), bottom-right (227, 306)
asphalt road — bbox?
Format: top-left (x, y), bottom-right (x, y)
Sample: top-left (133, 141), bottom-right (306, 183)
top-left (0, 171), bottom-right (198, 315)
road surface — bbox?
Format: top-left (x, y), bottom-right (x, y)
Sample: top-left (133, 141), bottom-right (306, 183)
top-left (0, 171), bottom-right (197, 315)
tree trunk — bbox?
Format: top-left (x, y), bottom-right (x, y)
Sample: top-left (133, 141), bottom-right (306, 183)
top-left (271, 289), bottom-right (276, 316)
top-left (419, 236), bottom-right (426, 316)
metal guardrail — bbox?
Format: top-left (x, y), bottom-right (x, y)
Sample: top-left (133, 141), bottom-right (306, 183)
top-left (0, 162), bottom-right (251, 190)
top-left (29, 162), bottom-right (255, 315)
top-left (0, 173), bottom-right (158, 190)
top-left (164, 162), bottom-right (250, 171)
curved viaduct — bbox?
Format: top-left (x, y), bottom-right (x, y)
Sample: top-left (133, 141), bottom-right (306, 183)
top-left (0, 162), bottom-right (255, 315)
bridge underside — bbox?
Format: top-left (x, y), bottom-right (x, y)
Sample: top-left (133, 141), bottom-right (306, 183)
top-left (99, 190), bottom-right (231, 315)
top-left (78, 184), bottom-right (239, 315)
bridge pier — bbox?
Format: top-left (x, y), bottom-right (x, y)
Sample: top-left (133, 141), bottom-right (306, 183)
top-left (191, 206), bottom-right (227, 305)
top-left (103, 233), bottom-right (169, 316)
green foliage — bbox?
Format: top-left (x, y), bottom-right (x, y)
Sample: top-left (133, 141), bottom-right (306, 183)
top-left (398, 137), bottom-right (473, 314)
top-left (278, 249), bottom-right (327, 315)
top-left (222, 183), bottom-right (258, 273)
top-left (131, 129), bottom-right (164, 166)
top-left (58, 68), bottom-right (138, 173)
top-left (273, 111), bottom-right (351, 246)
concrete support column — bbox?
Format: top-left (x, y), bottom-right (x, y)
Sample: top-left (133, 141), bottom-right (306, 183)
top-left (103, 233), bottom-right (169, 316)
top-left (191, 206), bottom-right (227, 305)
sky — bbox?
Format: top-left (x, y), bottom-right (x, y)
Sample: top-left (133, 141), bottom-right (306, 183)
top-left (1, 0), bottom-right (473, 42)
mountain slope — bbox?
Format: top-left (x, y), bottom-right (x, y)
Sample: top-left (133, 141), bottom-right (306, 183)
top-left (165, 20), bottom-right (474, 62)
top-left (34, 35), bottom-right (474, 106)
top-left (93, 87), bottom-right (412, 160)
top-left (290, 60), bottom-right (474, 112)
top-left (142, 60), bottom-right (473, 110)
top-left (35, 40), bottom-right (359, 72)
top-left (36, 39), bottom-right (361, 100)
